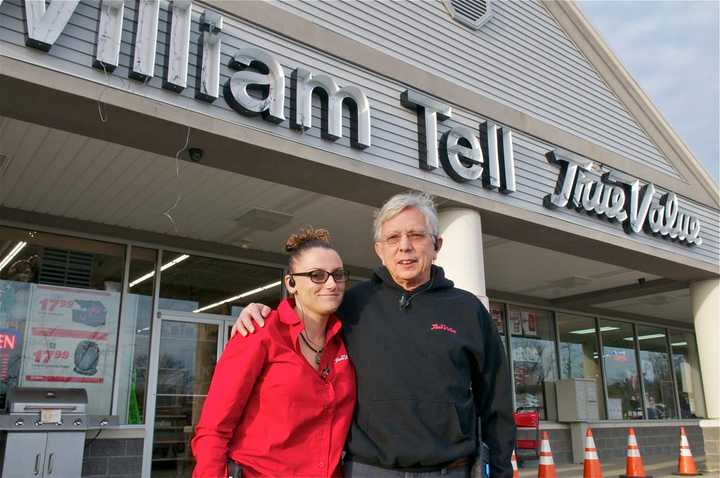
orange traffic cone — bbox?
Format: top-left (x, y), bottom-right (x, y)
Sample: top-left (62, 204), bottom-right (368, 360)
top-left (619, 428), bottom-right (652, 478)
top-left (538, 431), bottom-right (557, 478)
top-left (673, 426), bottom-right (702, 476)
top-left (511, 449), bottom-right (519, 478)
top-left (583, 427), bottom-right (603, 478)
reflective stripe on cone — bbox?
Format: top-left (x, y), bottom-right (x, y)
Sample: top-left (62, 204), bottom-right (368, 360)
top-left (583, 427), bottom-right (603, 478)
top-left (619, 428), bottom-right (653, 478)
top-left (538, 432), bottom-right (557, 478)
top-left (673, 426), bottom-right (702, 476)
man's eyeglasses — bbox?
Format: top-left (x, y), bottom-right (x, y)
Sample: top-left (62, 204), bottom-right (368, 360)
top-left (380, 231), bottom-right (432, 246)
top-left (290, 269), bottom-right (350, 284)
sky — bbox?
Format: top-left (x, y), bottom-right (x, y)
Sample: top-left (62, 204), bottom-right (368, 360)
top-left (577, 0), bottom-right (720, 185)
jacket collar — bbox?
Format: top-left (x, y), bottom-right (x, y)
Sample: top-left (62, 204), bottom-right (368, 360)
top-left (373, 264), bottom-right (454, 292)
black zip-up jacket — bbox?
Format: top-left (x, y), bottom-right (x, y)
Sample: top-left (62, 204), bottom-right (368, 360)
top-left (339, 265), bottom-right (515, 477)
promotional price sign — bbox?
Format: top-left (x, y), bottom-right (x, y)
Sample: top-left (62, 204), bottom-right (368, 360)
top-left (521, 311), bottom-right (538, 337)
top-left (489, 304), bottom-right (504, 335)
top-left (20, 284), bottom-right (119, 413)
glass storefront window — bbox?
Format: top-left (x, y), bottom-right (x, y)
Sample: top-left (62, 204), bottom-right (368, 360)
top-left (557, 313), bottom-right (605, 419)
top-left (116, 247), bottom-right (157, 424)
top-left (637, 325), bottom-right (676, 419)
top-left (508, 305), bottom-right (557, 418)
top-left (0, 226), bottom-right (124, 414)
top-left (600, 320), bottom-right (642, 419)
top-left (152, 320), bottom-right (219, 476)
top-left (670, 331), bottom-right (706, 418)
top-left (489, 301), bottom-right (506, 345)
top-left (158, 253), bottom-right (284, 316)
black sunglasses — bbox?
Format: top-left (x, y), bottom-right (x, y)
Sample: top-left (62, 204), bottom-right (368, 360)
top-left (290, 269), bottom-right (350, 284)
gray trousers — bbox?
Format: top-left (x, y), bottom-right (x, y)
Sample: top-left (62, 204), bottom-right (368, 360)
top-left (343, 460), bottom-right (471, 478)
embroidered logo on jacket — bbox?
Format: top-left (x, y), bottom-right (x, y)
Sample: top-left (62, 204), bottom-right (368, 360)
top-left (334, 354), bottom-right (349, 364)
top-left (431, 323), bottom-right (457, 334)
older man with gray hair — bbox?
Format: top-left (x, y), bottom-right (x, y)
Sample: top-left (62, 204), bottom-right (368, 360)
top-left (233, 191), bottom-right (515, 478)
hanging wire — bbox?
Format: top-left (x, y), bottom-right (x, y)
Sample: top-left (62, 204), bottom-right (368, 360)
top-left (98, 60), bottom-right (141, 122)
top-left (174, 127), bottom-right (190, 176)
top-left (97, 103), bottom-right (108, 123)
top-left (162, 126), bottom-right (191, 233)
top-left (97, 62), bottom-right (111, 123)
top-left (162, 195), bottom-right (182, 233)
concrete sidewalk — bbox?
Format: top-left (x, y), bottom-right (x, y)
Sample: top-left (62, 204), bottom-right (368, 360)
top-left (517, 456), bottom-right (714, 477)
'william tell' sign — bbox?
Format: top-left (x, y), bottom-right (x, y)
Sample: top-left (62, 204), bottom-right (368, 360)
top-left (12, 0), bottom-right (517, 194)
top-left (544, 151), bottom-right (702, 246)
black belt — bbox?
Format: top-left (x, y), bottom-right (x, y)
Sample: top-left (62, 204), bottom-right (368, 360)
top-left (446, 457), bottom-right (472, 470)
top-left (346, 456), bottom-right (472, 473)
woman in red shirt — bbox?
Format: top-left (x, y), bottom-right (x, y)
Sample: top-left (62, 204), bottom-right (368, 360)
top-left (191, 228), bottom-right (356, 478)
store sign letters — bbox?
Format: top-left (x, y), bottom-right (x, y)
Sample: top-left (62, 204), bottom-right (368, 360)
top-left (19, 0), bottom-right (371, 149)
top-left (15, 0), bottom-right (518, 189)
top-left (401, 90), bottom-right (516, 191)
top-left (544, 151), bottom-right (702, 246)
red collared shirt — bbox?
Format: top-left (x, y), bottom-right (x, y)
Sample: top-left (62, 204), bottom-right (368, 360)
top-left (191, 299), bottom-right (356, 478)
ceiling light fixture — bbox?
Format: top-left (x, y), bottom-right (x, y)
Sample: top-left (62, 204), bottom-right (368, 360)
top-left (0, 241), bottom-right (28, 273)
top-left (193, 280), bottom-right (282, 313)
top-left (129, 254), bottom-right (190, 288)
top-left (623, 333), bottom-right (666, 341)
top-left (569, 326), bottom-right (619, 335)
top-left (671, 341), bottom-right (687, 347)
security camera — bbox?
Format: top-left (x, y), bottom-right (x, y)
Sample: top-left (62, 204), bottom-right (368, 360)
top-left (188, 147), bottom-right (203, 162)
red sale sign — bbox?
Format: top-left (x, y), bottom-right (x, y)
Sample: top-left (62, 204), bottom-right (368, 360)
top-left (19, 284), bottom-right (119, 414)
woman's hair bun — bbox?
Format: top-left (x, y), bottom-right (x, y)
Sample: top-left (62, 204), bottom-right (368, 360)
top-left (285, 227), bottom-right (331, 253)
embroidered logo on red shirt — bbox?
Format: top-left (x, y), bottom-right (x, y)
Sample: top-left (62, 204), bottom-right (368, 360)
top-left (431, 323), bottom-right (457, 334)
top-left (334, 354), bottom-right (349, 364)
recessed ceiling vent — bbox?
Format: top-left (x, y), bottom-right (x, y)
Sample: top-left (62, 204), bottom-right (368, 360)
top-left (443, 0), bottom-right (494, 30)
top-left (235, 208), bottom-right (293, 231)
top-left (546, 276), bottom-right (593, 290)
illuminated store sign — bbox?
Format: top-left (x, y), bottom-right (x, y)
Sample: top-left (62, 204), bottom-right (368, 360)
top-left (0, 329), bottom-right (18, 350)
top-left (0, 328), bottom-right (20, 381)
top-left (544, 151), bottom-right (702, 246)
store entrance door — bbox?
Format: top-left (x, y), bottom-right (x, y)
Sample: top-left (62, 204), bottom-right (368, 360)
top-left (149, 312), bottom-right (236, 478)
